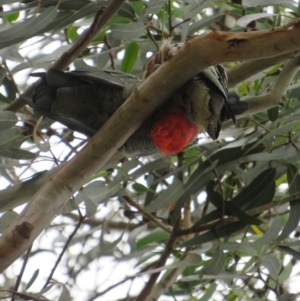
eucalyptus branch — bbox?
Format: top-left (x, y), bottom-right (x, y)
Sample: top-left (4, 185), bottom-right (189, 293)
top-left (227, 51), bottom-right (300, 88)
top-left (238, 55), bottom-right (300, 117)
top-left (1, 18), bottom-right (300, 273)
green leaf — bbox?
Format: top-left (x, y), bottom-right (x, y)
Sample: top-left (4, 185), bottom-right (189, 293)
top-left (57, 284), bottom-right (71, 301)
top-left (0, 6), bottom-right (58, 49)
top-left (252, 216), bottom-right (282, 247)
top-left (247, 121), bottom-right (297, 153)
top-left (132, 182), bottom-right (151, 193)
top-left (144, 0), bottom-right (167, 16)
top-left (121, 42), bottom-right (139, 72)
top-left (200, 245), bottom-right (225, 276)
top-left (260, 254), bottom-right (280, 277)
top-left (278, 260), bottom-right (293, 284)
top-left (236, 13), bottom-right (275, 27)
top-left (278, 245), bottom-right (300, 260)
top-left (111, 21), bottom-right (144, 40)
top-left (75, 181), bottom-right (122, 204)
top-left (188, 13), bottom-right (224, 35)
top-left (100, 229), bottom-right (124, 252)
top-left (192, 169), bottom-right (275, 229)
top-left (243, 0), bottom-right (296, 7)
top-left (67, 26), bottom-right (78, 41)
top-left (136, 229), bottom-right (169, 249)
top-left (268, 106), bottom-right (278, 122)
top-left (278, 294), bottom-right (298, 301)
top-left (118, 2), bottom-right (136, 19)
top-left (226, 202), bottom-right (262, 225)
top-left (0, 111), bottom-right (18, 130)
top-left (277, 164), bottom-right (300, 241)
top-left (287, 163), bottom-right (300, 195)
top-left (4, 11), bottom-right (19, 22)
top-left (0, 129), bottom-right (24, 150)
top-left (198, 282), bottom-right (217, 301)
top-left (37, 2), bottom-right (107, 36)
top-left (234, 168), bottom-right (276, 209)
top-left (145, 180), bottom-right (183, 212)
top-left (0, 147), bottom-right (37, 160)
top-left (206, 182), bottom-right (261, 225)
top-left (25, 269), bottom-right (39, 290)
top-left (78, 192), bottom-right (98, 217)
top-left (183, 221), bottom-right (248, 248)
top-left (130, 1), bottom-right (144, 16)
top-left (0, 211), bottom-right (19, 232)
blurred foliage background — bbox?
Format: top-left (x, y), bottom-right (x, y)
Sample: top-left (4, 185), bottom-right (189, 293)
top-left (1, 0), bottom-right (300, 300)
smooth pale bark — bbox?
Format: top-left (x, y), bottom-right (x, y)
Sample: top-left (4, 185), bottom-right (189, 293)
top-left (227, 51), bottom-right (300, 88)
top-left (1, 19), bottom-right (300, 272)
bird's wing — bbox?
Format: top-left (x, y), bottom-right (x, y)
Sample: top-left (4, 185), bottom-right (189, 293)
top-left (68, 68), bottom-right (140, 88)
top-left (31, 69), bottom-right (140, 137)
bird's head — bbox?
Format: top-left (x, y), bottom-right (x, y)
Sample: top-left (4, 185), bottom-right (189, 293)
top-left (143, 39), bottom-right (183, 79)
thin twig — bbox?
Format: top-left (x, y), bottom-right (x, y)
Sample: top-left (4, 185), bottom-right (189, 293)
top-left (43, 211), bottom-right (86, 289)
top-left (122, 195), bottom-right (172, 234)
top-left (11, 245), bottom-right (32, 301)
top-left (135, 219), bottom-right (180, 301)
top-left (168, 0), bottom-right (173, 34)
top-left (103, 35), bottom-right (115, 70)
top-left (146, 27), bottom-right (160, 51)
top-left (172, 18), bottom-right (191, 31)
top-left (87, 277), bottom-right (134, 301)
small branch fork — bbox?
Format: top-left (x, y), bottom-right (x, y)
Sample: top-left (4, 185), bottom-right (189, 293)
top-left (43, 210), bottom-right (86, 289)
top-left (238, 55), bottom-right (300, 118)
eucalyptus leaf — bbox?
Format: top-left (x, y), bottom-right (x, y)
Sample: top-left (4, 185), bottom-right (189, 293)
top-left (145, 180), bottom-right (183, 212)
top-left (260, 254), bottom-right (280, 277)
top-left (252, 216), bottom-right (282, 247)
top-left (111, 21), bottom-right (144, 40)
top-left (200, 245), bottom-right (225, 276)
top-left (237, 13), bottom-right (275, 27)
top-left (242, 0), bottom-right (296, 7)
top-left (0, 111), bottom-right (18, 130)
top-left (100, 228), bottom-right (124, 252)
top-left (0, 6), bottom-right (58, 49)
top-left (277, 164), bottom-right (300, 241)
top-left (0, 211), bottom-right (19, 232)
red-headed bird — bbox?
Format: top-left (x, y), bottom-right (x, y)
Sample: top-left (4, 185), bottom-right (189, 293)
top-left (32, 40), bottom-right (248, 155)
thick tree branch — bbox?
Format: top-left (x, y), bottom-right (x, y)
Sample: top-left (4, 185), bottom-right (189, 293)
top-left (1, 19), bottom-right (300, 272)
